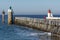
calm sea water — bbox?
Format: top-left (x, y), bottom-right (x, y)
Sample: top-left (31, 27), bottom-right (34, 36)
top-left (0, 15), bottom-right (59, 40)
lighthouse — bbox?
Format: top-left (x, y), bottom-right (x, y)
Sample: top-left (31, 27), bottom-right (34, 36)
top-left (48, 9), bottom-right (51, 17)
top-left (8, 6), bottom-right (13, 24)
top-left (48, 9), bottom-right (53, 17)
top-left (2, 10), bottom-right (5, 23)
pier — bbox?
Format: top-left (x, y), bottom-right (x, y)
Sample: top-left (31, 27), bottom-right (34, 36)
top-left (7, 7), bottom-right (60, 39)
top-left (14, 17), bottom-right (60, 36)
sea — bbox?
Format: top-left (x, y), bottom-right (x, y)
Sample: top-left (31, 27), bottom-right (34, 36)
top-left (0, 15), bottom-right (59, 40)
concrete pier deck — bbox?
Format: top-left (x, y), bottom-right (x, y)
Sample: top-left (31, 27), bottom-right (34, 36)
top-left (14, 17), bottom-right (60, 36)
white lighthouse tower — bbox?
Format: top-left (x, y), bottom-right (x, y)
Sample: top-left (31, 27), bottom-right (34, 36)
top-left (8, 6), bottom-right (13, 24)
top-left (48, 9), bottom-right (51, 17)
top-left (48, 9), bottom-right (53, 17)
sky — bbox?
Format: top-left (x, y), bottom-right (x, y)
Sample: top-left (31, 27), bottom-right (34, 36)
top-left (0, 0), bottom-right (60, 15)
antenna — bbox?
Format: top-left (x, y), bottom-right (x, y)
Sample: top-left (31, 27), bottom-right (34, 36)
top-left (9, 0), bottom-right (13, 8)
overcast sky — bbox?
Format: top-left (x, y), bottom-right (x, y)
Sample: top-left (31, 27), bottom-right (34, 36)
top-left (0, 0), bottom-right (60, 15)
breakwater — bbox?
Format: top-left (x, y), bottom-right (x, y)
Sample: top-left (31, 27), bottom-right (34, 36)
top-left (14, 17), bottom-right (60, 36)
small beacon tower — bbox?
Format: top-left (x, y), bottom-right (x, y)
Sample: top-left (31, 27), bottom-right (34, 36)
top-left (8, 6), bottom-right (13, 24)
top-left (2, 10), bottom-right (5, 23)
top-left (48, 9), bottom-right (51, 17)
